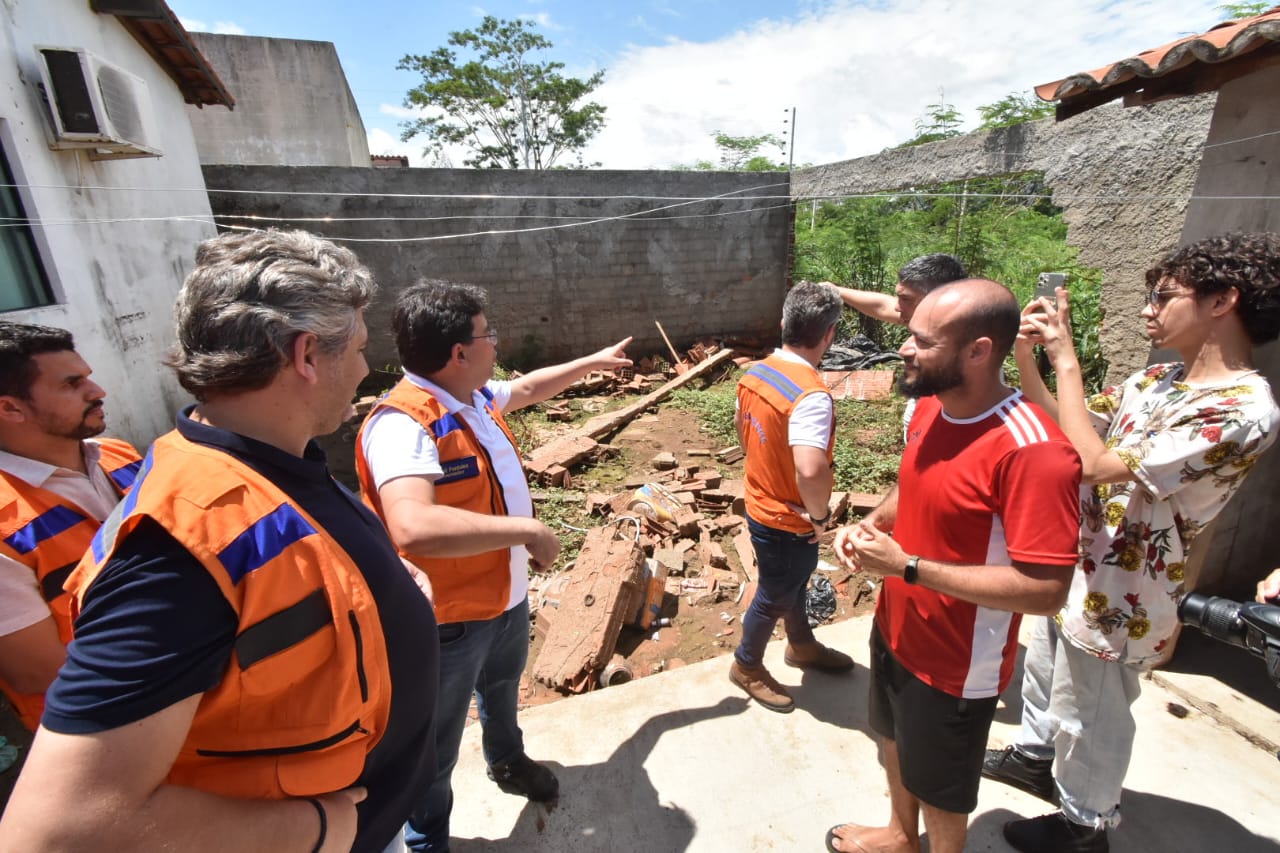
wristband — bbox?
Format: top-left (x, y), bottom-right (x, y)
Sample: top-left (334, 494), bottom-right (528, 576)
top-left (903, 555), bottom-right (920, 585)
top-left (809, 510), bottom-right (832, 527)
top-left (307, 797), bottom-right (327, 853)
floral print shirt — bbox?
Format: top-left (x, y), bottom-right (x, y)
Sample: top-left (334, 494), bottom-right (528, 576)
top-left (1058, 363), bottom-right (1278, 666)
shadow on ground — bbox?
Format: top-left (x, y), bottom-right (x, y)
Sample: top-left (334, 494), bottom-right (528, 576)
top-left (451, 696), bottom-right (749, 852)
top-left (974, 790), bottom-right (1280, 853)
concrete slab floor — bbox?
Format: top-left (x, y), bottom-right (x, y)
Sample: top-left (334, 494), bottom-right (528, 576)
top-left (441, 615), bottom-right (1280, 852)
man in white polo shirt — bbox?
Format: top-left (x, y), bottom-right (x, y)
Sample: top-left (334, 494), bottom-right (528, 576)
top-left (355, 280), bottom-right (630, 853)
top-left (0, 321), bottom-right (140, 733)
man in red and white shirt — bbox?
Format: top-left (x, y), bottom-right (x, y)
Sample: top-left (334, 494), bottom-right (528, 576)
top-left (828, 279), bottom-right (1082, 853)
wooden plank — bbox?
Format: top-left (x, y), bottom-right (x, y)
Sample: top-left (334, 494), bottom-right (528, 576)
top-left (531, 528), bottom-right (646, 693)
top-left (576, 348), bottom-right (736, 440)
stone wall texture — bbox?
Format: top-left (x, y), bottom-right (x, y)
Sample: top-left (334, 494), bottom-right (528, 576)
top-left (793, 95), bottom-right (1218, 384)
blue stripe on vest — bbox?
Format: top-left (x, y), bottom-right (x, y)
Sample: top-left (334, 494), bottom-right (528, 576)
top-left (108, 459), bottom-right (143, 491)
top-left (91, 449), bottom-right (154, 565)
top-left (218, 504), bottom-right (318, 586)
top-left (479, 385), bottom-right (495, 402)
top-left (746, 363), bottom-right (805, 402)
top-left (431, 413), bottom-right (463, 439)
top-left (4, 505), bottom-right (88, 555)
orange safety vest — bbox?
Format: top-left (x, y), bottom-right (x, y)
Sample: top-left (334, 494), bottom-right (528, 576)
top-left (355, 378), bottom-right (521, 625)
top-left (0, 437), bottom-right (141, 730)
top-left (66, 431), bottom-right (392, 799)
top-left (737, 353), bottom-right (835, 534)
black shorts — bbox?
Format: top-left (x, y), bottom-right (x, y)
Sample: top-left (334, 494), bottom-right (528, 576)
top-left (868, 624), bottom-right (999, 814)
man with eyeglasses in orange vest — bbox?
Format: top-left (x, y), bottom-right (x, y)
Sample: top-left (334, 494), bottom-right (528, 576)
top-left (0, 322), bottom-right (140, 734)
top-left (355, 279), bottom-right (631, 853)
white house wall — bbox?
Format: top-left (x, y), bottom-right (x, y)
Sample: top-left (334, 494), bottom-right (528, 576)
top-left (0, 0), bottom-right (217, 447)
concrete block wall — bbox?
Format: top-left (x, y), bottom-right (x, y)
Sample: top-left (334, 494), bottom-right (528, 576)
top-left (201, 167), bottom-right (793, 375)
top-left (186, 34), bottom-right (370, 168)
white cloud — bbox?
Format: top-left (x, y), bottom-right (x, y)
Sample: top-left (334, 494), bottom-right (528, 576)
top-left (178, 17), bottom-right (245, 35)
top-left (379, 103), bottom-right (418, 119)
top-left (519, 12), bottom-right (561, 31)
top-left (581, 0), bottom-right (1221, 169)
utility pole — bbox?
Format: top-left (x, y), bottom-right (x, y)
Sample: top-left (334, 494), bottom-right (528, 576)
top-left (783, 107), bottom-right (796, 171)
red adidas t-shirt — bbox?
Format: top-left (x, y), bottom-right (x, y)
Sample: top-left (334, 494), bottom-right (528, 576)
top-left (875, 392), bottom-right (1082, 698)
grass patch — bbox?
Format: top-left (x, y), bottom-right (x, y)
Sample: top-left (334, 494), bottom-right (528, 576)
top-left (832, 395), bottom-right (906, 494)
top-left (666, 368), bottom-right (741, 446)
top-left (532, 487), bottom-right (593, 567)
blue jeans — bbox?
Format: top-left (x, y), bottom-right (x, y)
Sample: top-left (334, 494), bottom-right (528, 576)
top-left (734, 515), bottom-right (818, 668)
top-left (405, 598), bottom-right (529, 852)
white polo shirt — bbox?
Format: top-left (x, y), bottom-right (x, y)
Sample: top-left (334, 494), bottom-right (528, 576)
top-left (361, 372), bottom-right (533, 613)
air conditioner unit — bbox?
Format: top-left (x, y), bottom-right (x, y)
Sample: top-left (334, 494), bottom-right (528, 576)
top-left (35, 46), bottom-right (162, 160)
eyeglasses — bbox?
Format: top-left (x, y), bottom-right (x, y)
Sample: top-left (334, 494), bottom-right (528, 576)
top-left (467, 329), bottom-right (499, 344)
top-left (1147, 287), bottom-right (1188, 309)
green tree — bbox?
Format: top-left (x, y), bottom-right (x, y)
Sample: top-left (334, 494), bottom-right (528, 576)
top-left (671, 131), bottom-right (786, 171)
top-left (398, 16), bottom-right (606, 169)
top-left (793, 173), bottom-right (1109, 392)
top-left (976, 91), bottom-right (1055, 130)
top-left (901, 95), bottom-right (963, 147)
top-left (1218, 2), bottom-right (1270, 19)
top-left (712, 131), bottom-right (785, 171)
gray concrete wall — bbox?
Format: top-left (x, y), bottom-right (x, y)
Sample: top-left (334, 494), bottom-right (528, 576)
top-left (0, 0), bottom-right (217, 447)
top-left (793, 96), bottom-right (1217, 384)
top-left (1176, 65), bottom-right (1280, 599)
top-left (201, 166), bottom-right (793, 374)
top-left (185, 34), bottom-right (370, 167)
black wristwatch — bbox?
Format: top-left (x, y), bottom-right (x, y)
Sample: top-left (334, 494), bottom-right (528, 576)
top-left (809, 510), bottom-right (832, 527)
top-left (903, 555), bottom-right (920, 585)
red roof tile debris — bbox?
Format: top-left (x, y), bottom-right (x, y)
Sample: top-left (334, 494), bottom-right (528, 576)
top-left (1035, 6), bottom-right (1280, 118)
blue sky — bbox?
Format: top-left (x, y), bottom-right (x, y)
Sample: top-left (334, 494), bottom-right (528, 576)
top-left (169, 0), bottom-right (1226, 169)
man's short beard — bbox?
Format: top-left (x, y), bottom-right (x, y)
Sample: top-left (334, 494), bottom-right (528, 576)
top-left (897, 361), bottom-right (964, 399)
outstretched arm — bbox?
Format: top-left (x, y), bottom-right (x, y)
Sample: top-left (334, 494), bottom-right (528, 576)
top-left (829, 284), bottom-right (902, 325)
top-left (506, 337), bottom-right (633, 411)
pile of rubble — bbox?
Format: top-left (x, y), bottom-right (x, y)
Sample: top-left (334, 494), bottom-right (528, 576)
top-left (528, 447), bottom-right (885, 695)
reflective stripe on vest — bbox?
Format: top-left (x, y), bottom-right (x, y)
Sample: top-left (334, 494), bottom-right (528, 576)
top-left (67, 431), bottom-right (392, 798)
top-left (0, 436), bottom-right (142, 731)
top-left (737, 354), bottom-right (834, 534)
top-left (355, 378), bottom-right (518, 624)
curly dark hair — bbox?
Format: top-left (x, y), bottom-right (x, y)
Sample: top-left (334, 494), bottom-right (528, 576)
top-left (1145, 233), bottom-right (1280, 345)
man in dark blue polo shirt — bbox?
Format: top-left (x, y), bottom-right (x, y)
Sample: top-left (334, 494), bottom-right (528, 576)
top-left (0, 229), bottom-right (438, 853)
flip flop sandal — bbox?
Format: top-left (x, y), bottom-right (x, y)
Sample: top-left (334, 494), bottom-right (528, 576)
top-left (825, 825), bottom-right (869, 853)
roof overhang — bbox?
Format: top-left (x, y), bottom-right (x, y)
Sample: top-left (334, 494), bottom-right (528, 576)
top-left (1035, 7), bottom-right (1280, 120)
top-left (90, 0), bottom-right (235, 109)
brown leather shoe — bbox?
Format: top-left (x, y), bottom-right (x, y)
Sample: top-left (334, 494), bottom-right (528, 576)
top-left (784, 641), bottom-right (855, 673)
top-left (729, 660), bottom-right (794, 712)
